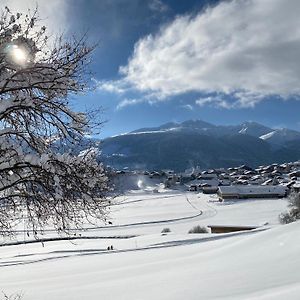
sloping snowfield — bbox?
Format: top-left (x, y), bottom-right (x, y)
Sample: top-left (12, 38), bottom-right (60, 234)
top-left (1, 190), bottom-right (299, 300)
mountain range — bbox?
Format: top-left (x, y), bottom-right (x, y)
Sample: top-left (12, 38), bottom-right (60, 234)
top-left (97, 120), bottom-right (300, 171)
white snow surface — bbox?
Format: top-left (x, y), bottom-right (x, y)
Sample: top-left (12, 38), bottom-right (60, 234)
top-left (238, 126), bottom-right (248, 134)
top-left (260, 131), bottom-right (277, 140)
top-left (111, 127), bottom-right (181, 137)
top-left (1, 190), bottom-right (299, 299)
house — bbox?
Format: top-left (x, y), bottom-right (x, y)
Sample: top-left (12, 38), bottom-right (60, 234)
top-left (292, 182), bottom-right (300, 193)
top-left (202, 186), bottom-right (218, 194)
top-left (288, 171), bottom-right (300, 179)
top-left (237, 165), bottom-right (254, 172)
top-left (197, 178), bottom-right (219, 187)
top-left (208, 224), bottom-right (259, 234)
top-left (198, 173), bottom-right (218, 180)
top-left (189, 184), bottom-right (198, 192)
top-left (219, 179), bottom-right (231, 186)
top-left (262, 179), bottom-right (273, 185)
top-left (149, 171), bottom-right (161, 178)
top-left (218, 185), bottom-right (287, 201)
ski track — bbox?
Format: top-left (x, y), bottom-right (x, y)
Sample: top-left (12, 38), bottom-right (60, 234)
top-left (7, 192), bottom-right (206, 234)
top-left (0, 228), bottom-right (267, 268)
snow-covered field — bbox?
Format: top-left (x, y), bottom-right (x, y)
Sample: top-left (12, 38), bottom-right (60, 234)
top-left (1, 189), bottom-right (299, 300)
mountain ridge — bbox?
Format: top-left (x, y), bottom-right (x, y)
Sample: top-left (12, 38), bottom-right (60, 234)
top-left (98, 119), bottom-right (300, 171)
top-left (117, 120), bottom-right (300, 145)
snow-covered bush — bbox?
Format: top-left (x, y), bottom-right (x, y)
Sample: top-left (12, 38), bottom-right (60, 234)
top-left (1, 292), bottom-right (22, 300)
top-left (0, 7), bottom-right (110, 236)
top-left (188, 225), bottom-right (208, 234)
top-left (279, 192), bottom-right (300, 224)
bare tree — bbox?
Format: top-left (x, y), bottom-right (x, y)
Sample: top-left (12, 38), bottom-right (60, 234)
top-left (0, 7), bottom-right (110, 236)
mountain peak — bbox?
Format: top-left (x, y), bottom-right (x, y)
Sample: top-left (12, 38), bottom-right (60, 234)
top-left (181, 119), bottom-right (215, 129)
top-left (237, 121), bottom-right (271, 137)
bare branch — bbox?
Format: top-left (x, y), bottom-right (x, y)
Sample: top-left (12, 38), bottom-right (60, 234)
top-left (0, 7), bottom-right (111, 236)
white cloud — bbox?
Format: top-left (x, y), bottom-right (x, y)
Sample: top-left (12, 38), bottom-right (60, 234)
top-left (95, 79), bottom-right (127, 94)
top-left (181, 104), bottom-right (194, 110)
top-left (116, 98), bottom-right (144, 110)
top-left (2, 0), bottom-right (70, 34)
top-left (195, 96), bottom-right (233, 109)
top-left (119, 0), bottom-right (300, 107)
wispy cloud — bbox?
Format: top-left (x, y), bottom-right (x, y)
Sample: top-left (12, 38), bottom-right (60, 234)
top-left (95, 79), bottom-right (128, 95)
top-left (195, 91), bottom-right (266, 109)
top-left (111, 0), bottom-right (300, 108)
top-left (149, 0), bottom-right (169, 13)
top-left (195, 96), bottom-right (233, 109)
top-left (116, 98), bottom-right (144, 110)
top-left (181, 104), bottom-right (194, 111)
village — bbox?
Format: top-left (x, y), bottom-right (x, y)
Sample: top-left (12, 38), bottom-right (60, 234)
top-left (114, 160), bottom-right (300, 202)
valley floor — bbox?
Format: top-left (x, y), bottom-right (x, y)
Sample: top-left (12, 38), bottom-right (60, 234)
top-left (0, 190), bottom-right (299, 300)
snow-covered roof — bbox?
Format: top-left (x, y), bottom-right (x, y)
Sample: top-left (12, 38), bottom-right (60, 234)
top-left (293, 181), bottom-right (300, 189)
top-left (218, 185), bottom-right (287, 195)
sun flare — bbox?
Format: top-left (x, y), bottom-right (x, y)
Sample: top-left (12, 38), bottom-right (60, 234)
top-left (11, 45), bottom-right (27, 64)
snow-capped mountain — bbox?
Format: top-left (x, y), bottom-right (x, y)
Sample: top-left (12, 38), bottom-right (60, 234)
top-left (260, 128), bottom-right (300, 145)
top-left (120, 120), bottom-right (273, 138)
top-left (99, 120), bottom-right (300, 171)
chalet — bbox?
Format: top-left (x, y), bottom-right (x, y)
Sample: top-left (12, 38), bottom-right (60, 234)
top-left (218, 185), bottom-right (287, 201)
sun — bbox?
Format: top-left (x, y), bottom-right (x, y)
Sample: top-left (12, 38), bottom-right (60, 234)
top-left (10, 45), bottom-right (28, 65)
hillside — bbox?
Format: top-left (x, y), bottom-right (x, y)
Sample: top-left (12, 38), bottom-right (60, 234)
top-left (100, 120), bottom-right (300, 171)
top-left (0, 190), bottom-right (298, 300)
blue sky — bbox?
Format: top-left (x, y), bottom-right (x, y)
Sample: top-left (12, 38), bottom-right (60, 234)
top-left (5, 0), bottom-right (300, 137)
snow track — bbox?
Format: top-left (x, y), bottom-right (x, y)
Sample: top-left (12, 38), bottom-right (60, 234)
top-left (0, 228), bottom-right (267, 268)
